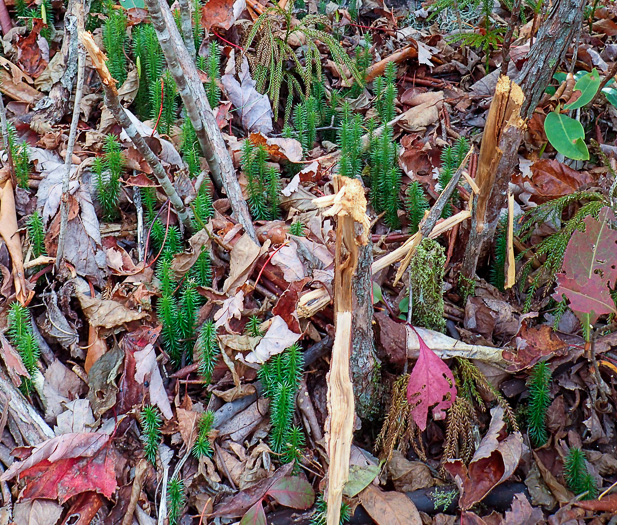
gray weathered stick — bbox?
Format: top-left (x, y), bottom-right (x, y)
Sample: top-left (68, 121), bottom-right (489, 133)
top-left (143, 0), bottom-right (258, 243)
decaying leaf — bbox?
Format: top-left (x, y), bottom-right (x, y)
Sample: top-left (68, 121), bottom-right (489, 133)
top-left (245, 315), bottom-right (301, 364)
top-left (553, 207), bottom-right (617, 324)
top-left (75, 288), bottom-right (148, 330)
top-left (221, 52), bottom-right (273, 134)
top-left (134, 343), bottom-right (173, 419)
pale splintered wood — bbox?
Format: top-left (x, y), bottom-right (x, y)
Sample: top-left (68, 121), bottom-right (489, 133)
top-left (474, 75), bottom-right (525, 233)
top-left (326, 311), bottom-right (355, 525)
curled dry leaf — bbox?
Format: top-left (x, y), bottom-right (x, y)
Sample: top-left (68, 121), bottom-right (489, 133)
top-left (249, 132), bottom-right (303, 163)
top-left (134, 343), bottom-right (173, 420)
top-left (245, 315), bottom-right (301, 364)
top-left (75, 289), bottom-right (147, 330)
top-left (223, 233), bottom-right (270, 294)
top-left (215, 290), bottom-right (245, 333)
top-left (271, 244), bottom-right (306, 283)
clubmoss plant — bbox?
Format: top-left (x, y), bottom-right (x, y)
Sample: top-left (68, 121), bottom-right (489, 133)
top-left (246, 315), bottom-right (263, 337)
top-left (406, 181), bottom-right (429, 234)
top-left (191, 248), bottom-right (212, 288)
top-left (7, 302), bottom-right (40, 394)
top-left (195, 320), bottom-right (219, 383)
top-left (7, 124), bottom-right (30, 189)
top-left (527, 361), bottom-right (552, 447)
top-left (338, 104), bottom-right (364, 179)
top-left (289, 221), bottom-right (306, 236)
top-left (26, 210), bottom-right (46, 258)
top-left (564, 447), bottom-right (598, 500)
top-left (374, 62), bottom-right (397, 124)
top-left (438, 137), bottom-right (470, 218)
top-left (242, 140), bottom-right (281, 220)
top-left (133, 23), bottom-right (165, 119)
top-left (192, 410), bottom-right (215, 458)
top-left (258, 343), bottom-right (305, 463)
top-left (94, 134), bottom-right (124, 221)
top-left (102, 5), bottom-right (129, 85)
top-left (167, 477), bottom-right (185, 525)
top-left (140, 405), bottom-right (162, 465)
top-left (205, 41), bottom-right (221, 109)
top-left (151, 70), bottom-right (178, 136)
top-left (310, 493), bottom-right (351, 525)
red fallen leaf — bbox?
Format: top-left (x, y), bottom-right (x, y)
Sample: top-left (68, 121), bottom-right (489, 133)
top-left (553, 207), bottom-right (617, 324)
top-left (0, 433), bottom-right (117, 504)
top-left (573, 492), bottom-right (617, 512)
top-left (406, 328), bottom-right (456, 431)
top-left (15, 18), bottom-right (48, 78)
top-left (200, 0), bottom-right (239, 31)
top-left (272, 278), bottom-right (310, 333)
top-left (503, 322), bottom-right (569, 371)
top-left (19, 446), bottom-right (117, 504)
top-left (267, 477), bottom-right (315, 509)
top-left (239, 500), bottom-right (267, 525)
top-left (444, 407), bottom-right (524, 510)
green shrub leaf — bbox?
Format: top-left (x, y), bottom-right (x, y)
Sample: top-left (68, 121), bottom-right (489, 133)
top-left (564, 68), bottom-right (600, 110)
top-left (544, 111), bottom-right (589, 160)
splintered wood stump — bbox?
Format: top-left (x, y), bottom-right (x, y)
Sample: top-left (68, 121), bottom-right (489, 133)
top-left (314, 176), bottom-right (370, 525)
top-left (462, 76), bottom-right (524, 280)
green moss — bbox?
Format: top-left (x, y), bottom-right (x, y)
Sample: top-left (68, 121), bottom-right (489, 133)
top-left (409, 238), bottom-right (446, 332)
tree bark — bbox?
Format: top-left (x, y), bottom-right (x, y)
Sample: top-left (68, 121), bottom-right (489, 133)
top-left (462, 0), bottom-right (586, 279)
top-left (351, 240), bottom-right (380, 420)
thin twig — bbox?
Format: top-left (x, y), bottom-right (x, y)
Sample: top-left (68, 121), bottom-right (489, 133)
top-left (80, 31), bottom-right (193, 232)
top-left (57, 11), bottom-right (86, 269)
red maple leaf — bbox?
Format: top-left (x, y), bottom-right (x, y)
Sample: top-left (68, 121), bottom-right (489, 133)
top-left (0, 433), bottom-right (117, 504)
top-left (406, 328), bottom-right (457, 431)
top-left (553, 207), bottom-right (617, 324)
top-left (19, 446), bottom-right (117, 504)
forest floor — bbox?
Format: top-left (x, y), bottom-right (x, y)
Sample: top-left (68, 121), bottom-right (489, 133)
top-left (0, 0), bottom-right (616, 523)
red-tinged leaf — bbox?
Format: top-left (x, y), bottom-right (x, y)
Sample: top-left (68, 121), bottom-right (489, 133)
top-left (573, 492), bottom-right (617, 512)
top-left (406, 329), bottom-right (456, 431)
top-left (553, 207), bottom-right (617, 324)
top-left (239, 500), bottom-right (267, 525)
top-left (18, 445), bottom-right (117, 504)
top-left (267, 476), bottom-right (315, 509)
top-left (1, 433), bottom-right (109, 482)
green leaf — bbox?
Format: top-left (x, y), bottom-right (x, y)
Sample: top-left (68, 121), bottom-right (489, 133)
top-left (564, 68), bottom-right (600, 110)
top-left (544, 111), bottom-right (589, 160)
top-left (399, 296), bottom-right (409, 314)
top-left (344, 463), bottom-right (381, 497)
top-left (267, 476), bottom-right (315, 509)
top-left (119, 0), bottom-right (145, 8)
top-left (602, 86), bottom-right (617, 108)
top-left (240, 501), bottom-right (267, 525)
top-left (372, 282), bottom-right (382, 305)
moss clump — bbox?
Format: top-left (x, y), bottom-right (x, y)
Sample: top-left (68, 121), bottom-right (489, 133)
top-left (409, 238), bottom-right (446, 332)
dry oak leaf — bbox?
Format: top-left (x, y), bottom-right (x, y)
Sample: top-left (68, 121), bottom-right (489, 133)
top-left (215, 290), bottom-right (245, 333)
top-left (76, 289), bottom-right (147, 329)
top-left (200, 0), bottom-right (244, 31)
top-left (359, 484), bottom-right (422, 525)
top-left (223, 233), bottom-right (270, 294)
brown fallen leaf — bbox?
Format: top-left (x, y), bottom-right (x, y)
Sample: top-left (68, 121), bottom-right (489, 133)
top-left (573, 492), bottom-right (617, 512)
top-left (359, 484), bottom-right (422, 525)
top-left (214, 291), bottom-right (245, 333)
top-left (13, 499), bottom-right (64, 525)
top-left (504, 493), bottom-right (544, 525)
top-left (134, 343), bottom-right (173, 420)
top-left (222, 233), bottom-right (270, 294)
top-left (76, 289), bottom-right (148, 330)
top-left (249, 132), bottom-right (304, 163)
top-left (200, 0), bottom-right (242, 31)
